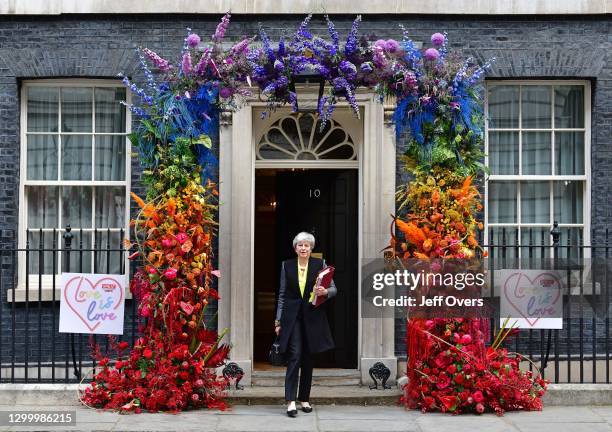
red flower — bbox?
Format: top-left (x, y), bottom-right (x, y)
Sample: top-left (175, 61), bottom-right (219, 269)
top-left (438, 395), bottom-right (458, 412)
top-left (436, 373), bottom-right (450, 389)
top-left (164, 268), bottom-right (178, 280)
top-left (472, 390), bottom-right (484, 403)
top-left (143, 348), bottom-right (153, 360)
top-left (475, 402), bottom-right (485, 414)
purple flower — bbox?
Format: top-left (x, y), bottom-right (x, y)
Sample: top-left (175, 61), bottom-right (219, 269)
top-left (374, 39), bottom-right (386, 49)
top-left (219, 87), bottom-right (233, 99)
top-left (431, 33), bottom-right (445, 47)
top-left (274, 60), bottom-right (284, 71)
top-left (424, 48), bottom-right (440, 61)
top-left (181, 52), bottom-right (192, 75)
top-left (213, 12), bottom-right (231, 42)
top-left (142, 48), bottom-right (171, 72)
top-left (230, 38), bottom-right (250, 55)
top-left (344, 15), bottom-right (361, 56)
top-left (186, 33), bottom-right (201, 48)
top-left (360, 62), bottom-right (373, 73)
top-left (195, 48), bottom-right (211, 75)
top-left (385, 39), bottom-right (400, 53)
top-left (339, 60), bottom-right (357, 77)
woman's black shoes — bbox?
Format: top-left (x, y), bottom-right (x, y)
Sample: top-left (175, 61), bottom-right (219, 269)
top-left (300, 405), bottom-right (313, 413)
top-left (287, 409), bottom-right (298, 417)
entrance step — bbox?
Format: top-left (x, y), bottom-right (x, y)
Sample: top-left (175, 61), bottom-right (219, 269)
top-left (226, 385), bottom-right (402, 405)
top-left (251, 369), bottom-right (361, 387)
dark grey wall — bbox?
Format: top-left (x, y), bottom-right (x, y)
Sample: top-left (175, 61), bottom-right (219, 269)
top-left (0, 14), bottom-right (610, 367)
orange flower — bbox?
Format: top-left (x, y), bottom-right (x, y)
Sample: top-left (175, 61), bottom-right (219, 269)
top-left (396, 219), bottom-right (426, 247)
top-left (131, 192), bottom-right (146, 209)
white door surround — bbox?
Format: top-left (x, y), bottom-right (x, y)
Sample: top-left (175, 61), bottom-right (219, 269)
top-left (218, 91), bottom-right (397, 385)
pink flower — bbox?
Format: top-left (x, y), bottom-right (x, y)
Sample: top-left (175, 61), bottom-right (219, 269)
top-left (181, 52), bottom-right (192, 75)
top-left (164, 268), bottom-right (178, 280)
top-left (424, 48), bottom-right (440, 61)
top-left (475, 402), bottom-right (485, 414)
top-left (161, 238), bottom-right (174, 248)
top-left (461, 334), bottom-right (472, 345)
top-left (384, 39), bottom-right (400, 53)
top-left (472, 390), bottom-right (484, 403)
top-left (431, 32), bottom-right (446, 47)
top-left (374, 39), bottom-right (386, 48)
top-left (175, 232), bottom-right (189, 244)
top-left (436, 373), bottom-right (450, 389)
top-left (186, 33), bottom-right (201, 48)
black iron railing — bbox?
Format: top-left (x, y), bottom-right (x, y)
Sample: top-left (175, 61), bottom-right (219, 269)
top-left (0, 225), bottom-right (137, 384)
top-left (1, 223), bottom-right (611, 383)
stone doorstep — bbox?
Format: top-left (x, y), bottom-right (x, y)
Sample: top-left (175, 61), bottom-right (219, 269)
top-left (2, 384), bottom-right (612, 406)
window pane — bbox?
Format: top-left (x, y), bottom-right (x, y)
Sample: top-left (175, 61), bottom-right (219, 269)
top-left (522, 132), bottom-right (551, 175)
top-left (488, 181), bottom-right (517, 223)
top-left (27, 186), bottom-right (59, 228)
top-left (64, 230), bottom-right (92, 273)
top-left (488, 227), bottom-right (519, 269)
top-left (558, 227), bottom-right (583, 259)
top-left (61, 135), bottom-right (92, 180)
top-left (95, 87), bottom-right (126, 133)
top-left (94, 231), bottom-right (123, 274)
top-left (488, 131), bottom-right (518, 175)
top-left (520, 228), bottom-right (551, 259)
top-left (521, 86), bottom-right (551, 129)
top-left (95, 187), bottom-right (125, 228)
top-left (521, 181), bottom-right (549, 223)
top-left (555, 86), bottom-right (584, 128)
top-left (27, 231), bottom-right (57, 275)
top-left (95, 135), bottom-right (126, 181)
top-left (27, 135), bottom-right (58, 180)
top-left (61, 88), bottom-right (92, 132)
top-left (62, 186), bottom-right (92, 228)
top-left (27, 87), bottom-right (58, 132)
top-left (554, 181), bottom-right (583, 224)
top-left (555, 132), bottom-right (584, 175)
top-left (488, 85), bottom-right (519, 128)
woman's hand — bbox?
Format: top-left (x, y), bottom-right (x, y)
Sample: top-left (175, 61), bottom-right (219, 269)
top-left (315, 286), bottom-right (328, 297)
top-left (275, 325), bottom-right (281, 336)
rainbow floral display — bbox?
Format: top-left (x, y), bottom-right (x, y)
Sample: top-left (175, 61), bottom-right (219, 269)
top-left (387, 35), bottom-right (548, 414)
top-left (81, 14), bottom-right (252, 413)
top-left (80, 14), bottom-right (546, 415)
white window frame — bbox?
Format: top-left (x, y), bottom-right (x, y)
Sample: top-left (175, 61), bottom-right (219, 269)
top-left (13, 79), bottom-right (132, 302)
top-left (484, 80), bottom-right (591, 254)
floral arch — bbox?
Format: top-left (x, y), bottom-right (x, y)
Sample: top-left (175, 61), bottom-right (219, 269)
top-left (80, 13), bottom-right (546, 415)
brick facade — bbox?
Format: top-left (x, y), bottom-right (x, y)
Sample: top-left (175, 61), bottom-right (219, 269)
top-left (0, 14), bottom-right (610, 366)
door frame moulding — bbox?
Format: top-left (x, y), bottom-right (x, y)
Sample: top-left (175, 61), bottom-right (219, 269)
top-left (218, 90), bottom-right (397, 385)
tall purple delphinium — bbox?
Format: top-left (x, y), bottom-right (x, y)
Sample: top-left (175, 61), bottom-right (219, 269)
top-left (325, 15), bottom-right (339, 55)
top-left (142, 48), bottom-right (171, 72)
top-left (181, 52), bottom-right (193, 75)
top-left (212, 12), bottom-right (231, 42)
top-left (344, 15), bottom-right (361, 56)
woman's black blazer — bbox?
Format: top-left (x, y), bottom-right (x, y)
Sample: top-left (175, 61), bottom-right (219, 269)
top-left (275, 257), bottom-right (336, 354)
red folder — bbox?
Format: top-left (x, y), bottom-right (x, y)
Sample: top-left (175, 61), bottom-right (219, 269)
top-left (311, 266), bottom-right (335, 307)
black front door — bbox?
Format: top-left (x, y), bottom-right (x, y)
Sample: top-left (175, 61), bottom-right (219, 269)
top-left (274, 169), bottom-right (358, 368)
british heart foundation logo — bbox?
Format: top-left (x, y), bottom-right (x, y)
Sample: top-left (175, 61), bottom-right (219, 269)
top-left (498, 269), bottom-right (563, 329)
top-left (59, 273), bottom-right (127, 335)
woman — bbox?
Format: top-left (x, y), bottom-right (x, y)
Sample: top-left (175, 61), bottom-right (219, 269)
top-left (274, 232), bottom-right (336, 417)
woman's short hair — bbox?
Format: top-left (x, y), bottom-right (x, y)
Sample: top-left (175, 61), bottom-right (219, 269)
top-left (293, 232), bottom-right (316, 249)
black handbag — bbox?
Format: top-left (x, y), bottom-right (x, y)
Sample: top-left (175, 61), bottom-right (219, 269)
top-left (268, 335), bottom-right (287, 366)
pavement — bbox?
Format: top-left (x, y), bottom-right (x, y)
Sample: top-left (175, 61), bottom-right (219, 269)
top-left (2, 404), bottom-right (612, 432)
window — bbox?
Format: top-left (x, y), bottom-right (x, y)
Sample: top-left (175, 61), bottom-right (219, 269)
top-left (485, 81), bottom-right (590, 256)
top-left (19, 80), bottom-right (130, 292)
